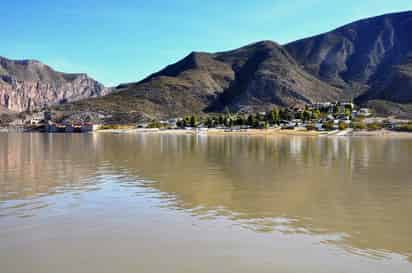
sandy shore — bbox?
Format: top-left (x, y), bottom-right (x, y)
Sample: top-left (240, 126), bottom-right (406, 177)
top-left (347, 129), bottom-right (412, 138)
top-left (97, 128), bottom-right (335, 137)
top-left (95, 127), bottom-right (412, 138)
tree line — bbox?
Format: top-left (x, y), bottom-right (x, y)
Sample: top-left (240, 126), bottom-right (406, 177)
top-left (175, 107), bottom-right (329, 129)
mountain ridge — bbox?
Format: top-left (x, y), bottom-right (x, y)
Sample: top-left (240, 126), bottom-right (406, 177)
top-left (64, 39), bottom-right (342, 121)
top-left (3, 11), bottom-right (412, 121)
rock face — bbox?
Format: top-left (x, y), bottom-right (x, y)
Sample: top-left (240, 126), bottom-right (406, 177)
top-left (0, 57), bottom-right (109, 112)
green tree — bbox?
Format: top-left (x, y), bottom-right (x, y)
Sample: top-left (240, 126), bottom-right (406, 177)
top-left (148, 120), bottom-right (162, 128)
top-left (269, 108), bottom-right (280, 124)
top-left (295, 111), bottom-right (304, 120)
top-left (323, 120), bottom-right (335, 131)
top-left (344, 108), bottom-right (352, 118)
top-left (367, 122), bottom-right (382, 131)
top-left (312, 109), bottom-right (321, 120)
top-left (333, 105), bottom-right (339, 114)
top-left (352, 120), bottom-right (366, 130)
top-left (224, 115), bottom-right (230, 127)
top-left (280, 109), bottom-right (293, 121)
top-left (247, 115), bottom-right (255, 127)
top-left (235, 116), bottom-right (245, 126)
top-left (256, 113), bottom-right (263, 122)
top-left (218, 115), bottom-right (225, 126)
top-left (176, 120), bottom-right (183, 128)
top-left (303, 110), bottom-right (312, 121)
top-left (190, 115), bottom-right (197, 127)
top-left (205, 117), bottom-right (213, 128)
top-left (183, 116), bottom-right (191, 127)
top-left (228, 118), bottom-right (233, 127)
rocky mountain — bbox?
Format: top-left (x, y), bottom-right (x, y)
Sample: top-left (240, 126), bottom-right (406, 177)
top-left (285, 11), bottom-right (412, 107)
top-left (0, 57), bottom-right (110, 112)
top-left (59, 11), bottom-right (412, 120)
top-left (63, 41), bottom-right (342, 120)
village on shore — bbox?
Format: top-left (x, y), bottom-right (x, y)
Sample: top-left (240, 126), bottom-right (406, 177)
top-left (1, 101), bottom-right (412, 135)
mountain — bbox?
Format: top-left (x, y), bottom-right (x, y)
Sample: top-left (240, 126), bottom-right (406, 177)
top-left (62, 41), bottom-right (342, 120)
top-left (286, 11), bottom-right (412, 109)
top-left (0, 57), bottom-right (110, 112)
top-left (59, 11), bottom-right (412, 121)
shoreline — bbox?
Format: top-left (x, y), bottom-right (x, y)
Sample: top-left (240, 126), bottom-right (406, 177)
top-left (95, 128), bottom-right (412, 138)
top-left (2, 127), bottom-right (411, 138)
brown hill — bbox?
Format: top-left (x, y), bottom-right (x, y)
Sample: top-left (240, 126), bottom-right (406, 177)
top-left (63, 41), bottom-right (342, 120)
top-left (286, 11), bottom-right (412, 106)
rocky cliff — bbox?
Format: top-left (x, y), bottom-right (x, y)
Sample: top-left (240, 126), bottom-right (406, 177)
top-left (0, 57), bottom-right (109, 112)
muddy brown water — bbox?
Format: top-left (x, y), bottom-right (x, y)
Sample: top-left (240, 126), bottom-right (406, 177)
top-left (1, 133), bottom-right (411, 273)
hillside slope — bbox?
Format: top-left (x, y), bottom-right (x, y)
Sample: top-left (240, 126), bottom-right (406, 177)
top-left (63, 41), bottom-right (342, 119)
top-left (286, 11), bottom-right (412, 102)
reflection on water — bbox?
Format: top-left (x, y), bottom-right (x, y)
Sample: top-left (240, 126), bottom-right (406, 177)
top-left (1, 133), bottom-right (412, 272)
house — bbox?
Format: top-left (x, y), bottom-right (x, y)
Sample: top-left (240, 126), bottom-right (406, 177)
top-left (27, 112), bottom-right (46, 125)
top-left (351, 110), bottom-right (358, 118)
top-left (341, 102), bottom-right (354, 109)
top-left (159, 120), bottom-right (169, 126)
top-left (315, 123), bottom-right (324, 131)
top-left (167, 118), bottom-right (181, 128)
top-left (326, 114), bottom-right (335, 121)
top-left (10, 119), bottom-right (25, 126)
top-left (29, 117), bottom-right (43, 125)
top-left (311, 102), bottom-right (333, 112)
top-left (337, 105), bottom-right (346, 113)
top-left (358, 108), bottom-right (372, 117)
top-left (291, 119), bottom-right (303, 126)
top-left (46, 122), bottom-right (99, 133)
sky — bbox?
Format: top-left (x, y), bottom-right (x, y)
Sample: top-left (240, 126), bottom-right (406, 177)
top-left (1, 0), bottom-right (412, 86)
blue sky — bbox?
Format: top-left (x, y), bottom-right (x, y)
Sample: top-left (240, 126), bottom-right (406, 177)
top-left (2, 0), bottom-right (412, 86)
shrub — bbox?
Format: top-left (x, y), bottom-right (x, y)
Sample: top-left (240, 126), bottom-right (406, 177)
top-left (99, 124), bottom-right (135, 130)
top-left (322, 121), bottom-right (335, 131)
top-left (352, 121), bottom-right (366, 130)
top-left (367, 122), bottom-right (383, 131)
top-left (396, 123), bottom-right (412, 132)
top-left (147, 120), bottom-right (162, 128)
top-left (338, 122), bottom-right (348, 131)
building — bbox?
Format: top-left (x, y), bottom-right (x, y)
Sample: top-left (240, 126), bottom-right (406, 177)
top-left (357, 108), bottom-right (372, 117)
top-left (46, 122), bottom-right (100, 133)
top-left (167, 118), bottom-right (181, 128)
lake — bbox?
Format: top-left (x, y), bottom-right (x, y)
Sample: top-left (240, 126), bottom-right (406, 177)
top-left (1, 132), bottom-right (412, 273)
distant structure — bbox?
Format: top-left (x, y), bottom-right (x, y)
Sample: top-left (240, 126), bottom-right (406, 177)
top-left (46, 122), bottom-right (101, 133)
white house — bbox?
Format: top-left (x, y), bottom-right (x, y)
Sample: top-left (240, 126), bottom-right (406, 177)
top-left (358, 108), bottom-right (372, 117)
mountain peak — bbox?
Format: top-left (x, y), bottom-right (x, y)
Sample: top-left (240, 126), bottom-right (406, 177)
top-left (250, 40), bottom-right (279, 48)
